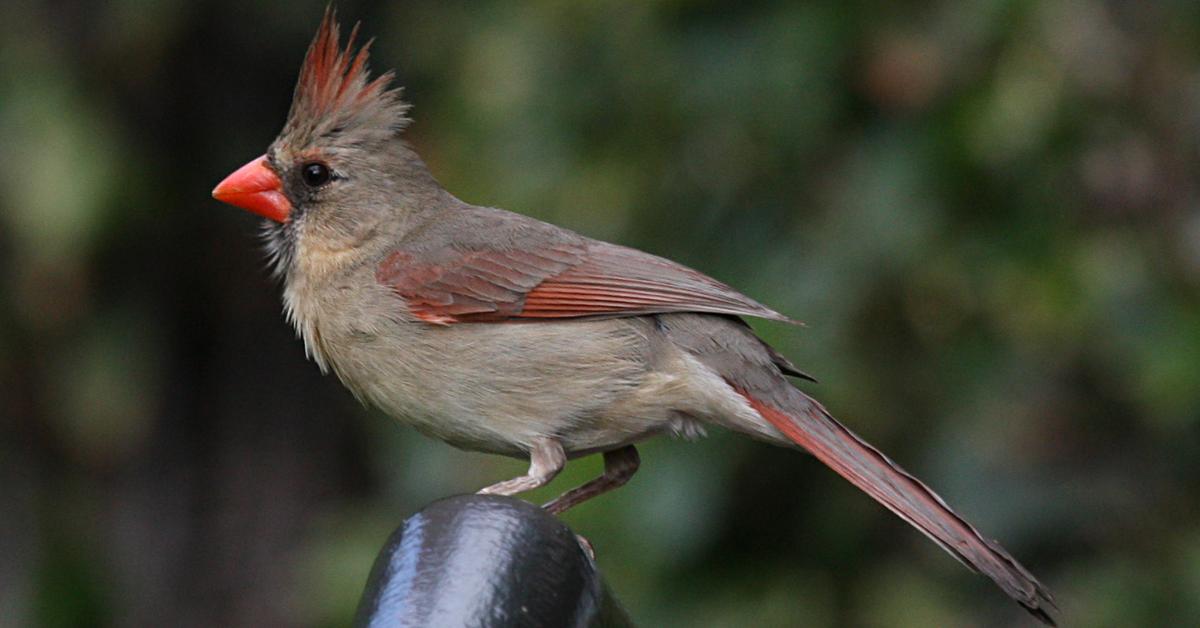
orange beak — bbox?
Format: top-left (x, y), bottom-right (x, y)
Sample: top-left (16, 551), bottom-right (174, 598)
top-left (212, 155), bottom-right (293, 222)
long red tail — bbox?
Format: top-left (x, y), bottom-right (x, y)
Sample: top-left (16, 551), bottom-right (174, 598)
top-left (736, 388), bottom-right (1057, 625)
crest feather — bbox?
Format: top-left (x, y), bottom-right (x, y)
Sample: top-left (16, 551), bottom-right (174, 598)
top-left (284, 8), bottom-right (408, 141)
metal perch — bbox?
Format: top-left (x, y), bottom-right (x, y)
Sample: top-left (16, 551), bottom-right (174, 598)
top-left (354, 494), bottom-right (633, 627)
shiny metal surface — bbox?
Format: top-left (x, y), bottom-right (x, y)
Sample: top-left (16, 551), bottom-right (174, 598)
top-left (354, 495), bottom-right (632, 627)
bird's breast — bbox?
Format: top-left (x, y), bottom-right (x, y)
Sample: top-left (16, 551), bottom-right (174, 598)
top-left (280, 267), bottom-right (709, 457)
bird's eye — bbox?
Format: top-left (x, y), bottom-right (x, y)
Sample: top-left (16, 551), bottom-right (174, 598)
top-left (301, 162), bottom-right (332, 187)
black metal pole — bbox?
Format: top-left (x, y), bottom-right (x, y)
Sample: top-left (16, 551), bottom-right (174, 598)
top-left (353, 494), bottom-right (633, 627)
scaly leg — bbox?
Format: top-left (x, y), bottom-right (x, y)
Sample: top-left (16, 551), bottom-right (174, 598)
top-left (543, 445), bottom-right (640, 514)
top-left (477, 437), bottom-right (566, 496)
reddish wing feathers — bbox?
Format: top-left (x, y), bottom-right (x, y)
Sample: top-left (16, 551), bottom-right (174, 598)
top-left (377, 245), bottom-right (584, 324)
top-left (733, 386), bottom-right (1058, 625)
top-left (521, 244), bottom-right (793, 320)
top-left (377, 240), bottom-right (796, 325)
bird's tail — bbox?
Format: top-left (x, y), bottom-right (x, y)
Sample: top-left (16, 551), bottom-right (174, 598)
top-left (733, 386), bottom-right (1057, 625)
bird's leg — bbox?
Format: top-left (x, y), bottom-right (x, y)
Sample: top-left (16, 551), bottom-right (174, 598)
top-left (477, 437), bottom-right (566, 496)
top-left (543, 445), bottom-right (640, 515)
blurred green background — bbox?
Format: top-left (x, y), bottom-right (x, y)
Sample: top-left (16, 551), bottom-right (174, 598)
top-left (2, 0), bottom-right (1198, 626)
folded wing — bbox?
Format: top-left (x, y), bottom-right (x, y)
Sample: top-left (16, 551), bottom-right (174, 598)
top-left (376, 239), bottom-right (796, 325)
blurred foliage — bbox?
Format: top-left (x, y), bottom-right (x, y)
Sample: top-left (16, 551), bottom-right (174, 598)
top-left (2, 0), bottom-right (1199, 626)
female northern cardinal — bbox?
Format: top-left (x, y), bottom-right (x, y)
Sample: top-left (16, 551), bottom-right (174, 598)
top-left (213, 11), bottom-right (1055, 624)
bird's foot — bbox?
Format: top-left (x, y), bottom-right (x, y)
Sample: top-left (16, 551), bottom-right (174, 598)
top-left (575, 533), bottom-right (596, 561)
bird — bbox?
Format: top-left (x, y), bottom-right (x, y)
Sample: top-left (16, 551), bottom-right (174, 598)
top-left (212, 10), bottom-right (1056, 624)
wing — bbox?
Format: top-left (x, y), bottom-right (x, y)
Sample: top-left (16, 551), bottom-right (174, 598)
top-left (376, 236), bottom-right (797, 326)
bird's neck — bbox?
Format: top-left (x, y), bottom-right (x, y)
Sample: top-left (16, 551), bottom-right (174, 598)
top-left (389, 141), bottom-right (442, 190)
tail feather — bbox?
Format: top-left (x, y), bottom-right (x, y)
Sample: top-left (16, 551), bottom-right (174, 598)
top-left (735, 387), bottom-right (1058, 625)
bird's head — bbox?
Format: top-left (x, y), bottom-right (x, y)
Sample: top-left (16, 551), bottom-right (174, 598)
top-left (213, 10), bottom-right (432, 276)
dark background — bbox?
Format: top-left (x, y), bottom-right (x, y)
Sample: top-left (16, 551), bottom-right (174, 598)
top-left (2, 1), bottom-right (1199, 626)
